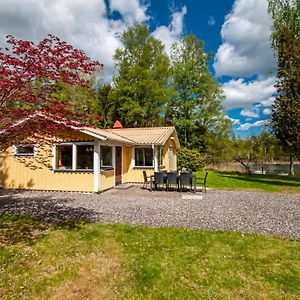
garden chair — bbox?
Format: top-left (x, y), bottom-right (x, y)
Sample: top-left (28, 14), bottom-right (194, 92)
top-left (195, 171), bottom-right (208, 193)
top-left (142, 170), bottom-right (152, 189)
top-left (167, 172), bottom-right (179, 191)
top-left (179, 172), bottom-right (195, 192)
top-left (153, 171), bottom-right (167, 191)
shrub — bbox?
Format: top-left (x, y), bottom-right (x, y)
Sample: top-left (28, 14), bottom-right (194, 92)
top-left (177, 147), bottom-right (205, 172)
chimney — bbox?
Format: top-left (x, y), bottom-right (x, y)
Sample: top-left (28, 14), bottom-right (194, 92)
top-left (113, 120), bottom-right (123, 129)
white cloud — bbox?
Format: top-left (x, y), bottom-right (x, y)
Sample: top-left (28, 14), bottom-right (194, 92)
top-left (214, 0), bottom-right (276, 77)
top-left (225, 116), bottom-right (240, 125)
top-left (240, 109), bottom-right (259, 118)
top-left (0, 0), bottom-right (183, 82)
top-left (109, 0), bottom-right (149, 24)
top-left (237, 120), bottom-right (268, 131)
top-left (152, 6), bottom-right (187, 54)
top-left (261, 96), bottom-right (275, 107)
top-left (0, 0), bottom-right (127, 80)
top-left (263, 108), bottom-right (272, 115)
top-left (222, 77), bottom-right (276, 109)
top-left (208, 16), bottom-right (216, 26)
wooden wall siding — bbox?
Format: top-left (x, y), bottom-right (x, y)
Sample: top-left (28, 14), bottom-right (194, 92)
top-left (121, 145), bottom-right (132, 183)
top-left (0, 130), bottom-right (95, 192)
top-left (100, 170), bottom-right (115, 191)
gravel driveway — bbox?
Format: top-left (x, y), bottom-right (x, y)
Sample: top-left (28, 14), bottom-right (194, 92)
top-left (1, 186), bottom-right (299, 239)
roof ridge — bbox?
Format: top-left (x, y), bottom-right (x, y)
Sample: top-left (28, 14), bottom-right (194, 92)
top-left (104, 126), bottom-right (175, 131)
top-left (83, 127), bottom-right (135, 144)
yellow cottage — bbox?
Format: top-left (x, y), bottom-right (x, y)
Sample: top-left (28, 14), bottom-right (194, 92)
top-left (0, 119), bottom-right (180, 193)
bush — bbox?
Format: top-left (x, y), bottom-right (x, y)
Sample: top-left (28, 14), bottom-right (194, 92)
top-left (177, 147), bottom-right (205, 172)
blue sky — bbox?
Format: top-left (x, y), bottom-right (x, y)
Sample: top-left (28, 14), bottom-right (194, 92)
top-left (0, 0), bottom-right (276, 137)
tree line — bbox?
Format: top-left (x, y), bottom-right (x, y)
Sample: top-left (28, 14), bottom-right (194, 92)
top-left (54, 23), bottom-right (233, 166)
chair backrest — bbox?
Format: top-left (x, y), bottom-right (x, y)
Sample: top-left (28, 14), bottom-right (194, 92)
top-left (154, 172), bottom-right (165, 184)
top-left (167, 172), bottom-right (177, 184)
top-left (143, 170), bottom-right (148, 182)
top-left (180, 172), bottom-right (192, 184)
top-left (203, 172), bottom-right (208, 185)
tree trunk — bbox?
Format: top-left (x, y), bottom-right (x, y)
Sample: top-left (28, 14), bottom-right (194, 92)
top-left (289, 154), bottom-right (294, 176)
top-left (245, 165), bottom-right (251, 175)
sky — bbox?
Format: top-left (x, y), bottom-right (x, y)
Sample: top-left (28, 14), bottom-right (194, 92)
top-left (0, 0), bottom-right (277, 137)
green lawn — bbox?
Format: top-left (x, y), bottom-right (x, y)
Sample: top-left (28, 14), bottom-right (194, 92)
top-left (1, 214), bottom-right (300, 299)
top-left (194, 170), bottom-right (300, 193)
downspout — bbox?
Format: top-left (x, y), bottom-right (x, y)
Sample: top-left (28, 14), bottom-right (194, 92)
top-left (153, 144), bottom-right (158, 172)
top-left (94, 140), bottom-right (101, 192)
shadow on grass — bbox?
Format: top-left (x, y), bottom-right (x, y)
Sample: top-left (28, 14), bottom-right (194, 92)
top-left (218, 172), bottom-right (300, 188)
top-left (0, 190), bottom-right (101, 246)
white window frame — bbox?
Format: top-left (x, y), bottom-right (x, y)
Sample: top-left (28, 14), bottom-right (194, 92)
top-left (100, 145), bottom-right (113, 169)
top-left (53, 142), bottom-right (94, 171)
top-left (13, 144), bottom-right (36, 157)
top-left (133, 146), bottom-right (154, 168)
top-left (158, 146), bottom-right (164, 167)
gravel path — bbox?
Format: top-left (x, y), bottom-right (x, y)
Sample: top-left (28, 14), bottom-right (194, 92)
top-left (1, 186), bottom-right (299, 240)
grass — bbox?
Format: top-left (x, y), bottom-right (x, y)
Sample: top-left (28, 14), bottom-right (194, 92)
top-left (1, 214), bottom-right (300, 299)
top-left (194, 170), bottom-right (300, 193)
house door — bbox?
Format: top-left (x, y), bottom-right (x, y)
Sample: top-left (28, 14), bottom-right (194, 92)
top-left (115, 146), bottom-right (122, 185)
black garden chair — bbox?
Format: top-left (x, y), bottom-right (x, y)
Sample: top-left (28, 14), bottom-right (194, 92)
top-left (167, 172), bottom-right (179, 191)
top-left (153, 171), bottom-right (167, 191)
top-left (195, 171), bottom-right (208, 193)
top-left (142, 170), bottom-right (152, 189)
top-left (179, 171), bottom-right (195, 192)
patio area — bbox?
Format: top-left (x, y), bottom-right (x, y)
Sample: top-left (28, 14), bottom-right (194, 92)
top-left (0, 186), bottom-right (299, 239)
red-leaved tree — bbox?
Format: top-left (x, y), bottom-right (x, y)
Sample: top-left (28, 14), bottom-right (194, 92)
top-left (0, 34), bottom-right (102, 149)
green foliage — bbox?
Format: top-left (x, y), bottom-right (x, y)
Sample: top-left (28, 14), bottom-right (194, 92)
top-left (232, 137), bottom-right (256, 174)
top-left (255, 131), bottom-right (285, 162)
top-left (230, 133), bottom-right (286, 174)
top-left (167, 34), bottom-right (230, 152)
top-left (109, 23), bottom-right (171, 127)
top-left (271, 27), bottom-right (300, 160)
top-left (268, 0), bottom-right (300, 174)
top-left (268, 0), bottom-right (300, 48)
top-left (204, 119), bottom-right (234, 164)
top-left (93, 84), bottom-right (115, 128)
top-left (52, 80), bottom-right (117, 128)
top-left (51, 81), bottom-right (98, 121)
top-left (177, 147), bottom-right (204, 171)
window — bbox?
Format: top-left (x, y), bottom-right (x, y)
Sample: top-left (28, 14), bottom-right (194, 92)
top-left (14, 144), bottom-right (35, 156)
top-left (56, 145), bottom-right (72, 170)
top-left (158, 146), bottom-right (164, 167)
top-left (77, 145), bottom-right (93, 170)
top-left (54, 143), bottom-right (94, 171)
top-left (101, 146), bottom-right (112, 168)
top-left (135, 148), bottom-right (153, 167)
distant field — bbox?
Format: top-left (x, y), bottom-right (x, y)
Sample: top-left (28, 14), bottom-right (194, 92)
top-left (1, 214), bottom-right (300, 299)
top-left (194, 170), bottom-right (300, 193)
